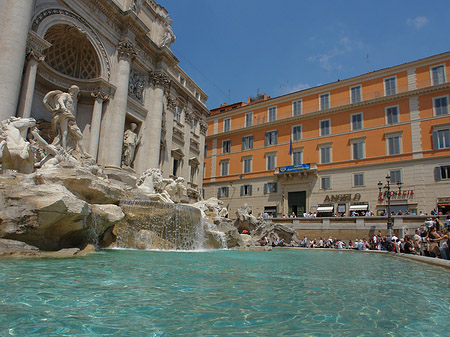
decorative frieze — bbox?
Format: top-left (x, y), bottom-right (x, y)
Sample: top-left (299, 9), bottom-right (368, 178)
top-left (184, 110), bottom-right (194, 124)
top-left (128, 70), bottom-right (146, 102)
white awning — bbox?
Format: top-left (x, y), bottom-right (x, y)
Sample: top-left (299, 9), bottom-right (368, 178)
top-left (317, 206), bottom-right (334, 212)
top-left (349, 204), bottom-right (368, 211)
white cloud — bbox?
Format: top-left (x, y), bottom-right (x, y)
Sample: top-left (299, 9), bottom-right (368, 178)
top-left (407, 16), bottom-right (428, 30)
top-left (277, 82), bottom-right (310, 95)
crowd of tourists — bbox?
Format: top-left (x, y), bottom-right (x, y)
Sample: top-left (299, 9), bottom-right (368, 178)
top-left (268, 217), bottom-right (450, 260)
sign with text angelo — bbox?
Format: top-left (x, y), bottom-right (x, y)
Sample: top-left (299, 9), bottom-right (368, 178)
top-left (324, 193), bottom-right (361, 203)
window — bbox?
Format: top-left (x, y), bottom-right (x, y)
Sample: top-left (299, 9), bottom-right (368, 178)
top-left (268, 106), bottom-right (277, 122)
top-left (351, 113), bottom-right (363, 130)
top-left (390, 169), bottom-right (402, 183)
top-left (240, 184), bottom-right (252, 196)
top-left (384, 77), bottom-right (397, 96)
top-left (434, 96), bottom-right (448, 116)
top-left (217, 186), bottom-right (229, 197)
top-left (293, 100), bottom-right (302, 116)
top-left (245, 112), bottom-right (253, 127)
top-left (220, 161), bottom-right (229, 176)
top-left (353, 173), bottom-right (364, 187)
top-left (351, 139), bottom-right (365, 160)
top-left (319, 144), bottom-right (332, 164)
top-left (266, 153), bottom-right (277, 170)
top-left (242, 135), bottom-right (254, 150)
top-left (264, 182), bottom-right (278, 194)
top-left (175, 106), bottom-right (182, 122)
top-left (435, 165), bottom-right (450, 180)
top-left (223, 118), bottom-right (230, 132)
top-left (292, 125), bottom-right (302, 141)
top-left (350, 85), bottom-right (362, 103)
top-left (386, 106), bottom-right (399, 125)
top-left (265, 130), bottom-right (278, 145)
top-left (190, 166), bottom-right (197, 183)
top-left (293, 150), bottom-right (303, 165)
top-left (321, 176), bottom-right (331, 190)
top-left (431, 65), bottom-right (445, 85)
top-left (386, 133), bottom-right (402, 155)
top-left (204, 144), bottom-right (207, 157)
top-left (432, 128), bottom-right (450, 149)
top-left (320, 119), bottom-right (330, 136)
top-left (173, 158), bottom-right (181, 176)
top-left (243, 157), bottom-right (252, 173)
top-left (320, 93), bottom-right (330, 110)
top-left (222, 140), bottom-right (231, 153)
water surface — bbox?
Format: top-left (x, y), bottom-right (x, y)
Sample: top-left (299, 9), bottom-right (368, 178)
top-left (0, 249), bottom-right (449, 336)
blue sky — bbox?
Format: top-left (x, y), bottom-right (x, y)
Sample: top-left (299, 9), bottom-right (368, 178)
top-left (160, 0), bottom-right (450, 110)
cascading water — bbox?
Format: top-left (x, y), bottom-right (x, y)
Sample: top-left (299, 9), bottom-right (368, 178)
top-left (115, 200), bottom-right (205, 250)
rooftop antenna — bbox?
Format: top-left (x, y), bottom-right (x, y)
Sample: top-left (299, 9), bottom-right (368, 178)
top-left (366, 53), bottom-right (369, 71)
top-left (228, 89), bottom-right (231, 103)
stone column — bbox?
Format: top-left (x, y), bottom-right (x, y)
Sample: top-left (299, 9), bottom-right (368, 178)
top-left (0, 0), bottom-right (34, 120)
top-left (183, 109), bottom-right (193, 182)
top-left (198, 120), bottom-right (208, 189)
top-left (161, 95), bottom-right (176, 178)
top-left (17, 50), bottom-right (44, 118)
top-left (89, 90), bottom-right (110, 160)
top-left (97, 40), bottom-right (136, 168)
top-left (143, 71), bottom-right (170, 170)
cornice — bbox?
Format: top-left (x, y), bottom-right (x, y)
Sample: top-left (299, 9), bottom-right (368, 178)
top-left (206, 82), bottom-right (450, 139)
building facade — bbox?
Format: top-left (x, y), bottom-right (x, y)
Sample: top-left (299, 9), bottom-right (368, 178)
top-left (0, 0), bottom-right (208, 200)
top-left (204, 52), bottom-right (450, 217)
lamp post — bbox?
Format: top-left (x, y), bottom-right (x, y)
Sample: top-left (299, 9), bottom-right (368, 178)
top-left (378, 175), bottom-right (403, 237)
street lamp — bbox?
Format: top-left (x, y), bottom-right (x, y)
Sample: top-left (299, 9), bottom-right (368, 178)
top-left (378, 175), bottom-right (393, 237)
top-left (378, 175), bottom-right (404, 237)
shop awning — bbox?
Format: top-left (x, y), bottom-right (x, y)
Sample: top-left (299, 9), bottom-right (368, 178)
top-left (438, 202), bottom-right (450, 206)
top-left (317, 206), bottom-right (334, 212)
top-left (349, 204), bottom-right (369, 211)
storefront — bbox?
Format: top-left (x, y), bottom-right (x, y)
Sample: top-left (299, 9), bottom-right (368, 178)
top-left (437, 197), bottom-right (450, 215)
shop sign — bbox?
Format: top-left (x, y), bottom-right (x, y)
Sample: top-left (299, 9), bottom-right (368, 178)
top-left (378, 190), bottom-right (414, 202)
top-left (278, 164), bottom-right (311, 173)
top-left (324, 193), bottom-right (361, 203)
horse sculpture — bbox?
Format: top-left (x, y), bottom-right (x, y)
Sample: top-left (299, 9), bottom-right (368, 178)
top-left (0, 117), bottom-right (36, 173)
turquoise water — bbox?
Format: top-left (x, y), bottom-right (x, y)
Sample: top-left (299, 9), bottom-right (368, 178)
top-left (0, 249), bottom-right (449, 336)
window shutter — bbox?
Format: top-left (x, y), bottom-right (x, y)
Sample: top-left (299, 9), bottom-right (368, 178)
top-left (217, 189), bottom-right (221, 197)
top-left (240, 185), bottom-right (244, 196)
top-left (264, 183), bottom-right (268, 194)
top-left (265, 133), bottom-right (269, 146)
top-left (275, 131), bottom-right (278, 144)
top-left (432, 131), bottom-right (438, 149)
top-left (250, 135), bottom-right (253, 148)
top-left (434, 167), bottom-right (441, 181)
top-left (273, 183), bottom-right (278, 193)
top-left (225, 187), bottom-right (229, 197)
top-left (249, 185), bottom-right (252, 196)
top-left (242, 137), bottom-right (245, 150)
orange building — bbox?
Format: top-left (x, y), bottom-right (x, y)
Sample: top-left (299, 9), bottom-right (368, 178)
top-left (203, 52), bottom-right (450, 218)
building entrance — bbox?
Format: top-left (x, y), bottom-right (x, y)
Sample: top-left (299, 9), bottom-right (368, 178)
top-left (288, 191), bottom-right (306, 217)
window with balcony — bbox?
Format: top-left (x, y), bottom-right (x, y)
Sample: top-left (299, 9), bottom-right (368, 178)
top-left (242, 135), bottom-right (254, 150)
top-left (431, 65), bottom-right (445, 85)
top-left (292, 125), bottom-right (302, 141)
top-left (175, 106), bottom-right (182, 122)
top-left (351, 112), bottom-right (363, 130)
top-left (293, 100), bottom-right (302, 116)
top-left (268, 106), bottom-right (277, 122)
top-left (384, 77), bottom-right (397, 96)
top-left (320, 93), bottom-right (330, 110)
top-left (223, 118), bottom-right (230, 132)
top-left (434, 96), bottom-right (448, 116)
top-left (293, 150), bottom-right (303, 165)
top-left (350, 85), bottom-right (362, 103)
top-left (245, 112), bottom-right (253, 127)
top-left (265, 130), bottom-right (278, 145)
top-left (386, 106), bottom-right (399, 125)
top-left (320, 119), bottom-right (330, 136)
top-left (222, 140), bottom-right (231, 153)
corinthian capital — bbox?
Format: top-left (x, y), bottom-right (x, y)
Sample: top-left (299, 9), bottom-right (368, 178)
top-left (26, 48), bottom-right (45, 63)
top-left (150, 70), bottom-right (170, 89)
top-left (200, 120), bottom-right (208, 136)
top-left (118, 40), bottom-right (137, 61)
top-left (91, 89), bottom-right (110, 102)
